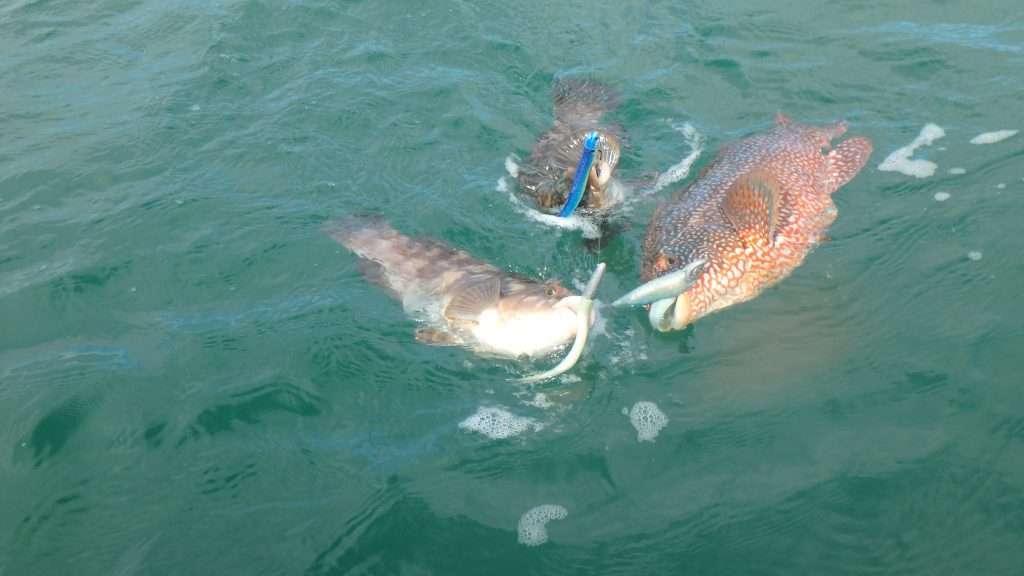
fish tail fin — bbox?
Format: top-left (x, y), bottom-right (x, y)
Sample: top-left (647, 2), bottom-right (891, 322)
top-left (826, 136), bottom-right (873, 192)
top-left (322, 213), bottom-right (393, 250)
top-left (553, 78), bottom-right (619, 124)
top-left (324, 215), bottom-right (491, 294)
top-left (322, 213), bottom-right (413, 272)
top-left (323, 214), bottom-right (407, 295)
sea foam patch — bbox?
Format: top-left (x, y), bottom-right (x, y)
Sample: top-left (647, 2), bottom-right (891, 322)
top-left (459, 406), bottom-right (542, 439)
top-left (625, 401), bottom-right (669, 442)
top-left (970, 129), bottom-right (1018, 144)
top-left (517, 504), bottom-right (568, 546)
top-left (878, 123), bottom-right (945, 178)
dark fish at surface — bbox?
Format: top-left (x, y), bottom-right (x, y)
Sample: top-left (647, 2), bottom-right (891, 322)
top-left (516, 79), bottom-right (625, 215)
top-left (619, 113), bottom-right (873, 331)
top-left (324, 217), bottom-right (599, 364)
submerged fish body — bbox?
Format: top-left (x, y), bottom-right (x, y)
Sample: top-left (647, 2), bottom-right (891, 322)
top-left (325, 217), bottom-right (590, 358)
top-left (516, 79), bottom-right (625, 215)
top-left (638, 113), bottom-right (873, 331)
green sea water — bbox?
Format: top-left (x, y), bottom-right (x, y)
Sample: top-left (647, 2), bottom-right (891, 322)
top-left (3, 1), bottom-right (1024, 574)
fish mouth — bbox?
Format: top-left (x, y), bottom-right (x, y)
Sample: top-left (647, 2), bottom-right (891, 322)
top-left (587, 161), bottom-right (614, 194)
top-left (647, 294), bottom-right (691, 332)
top-left (517, 263), bottom-right (606, 383)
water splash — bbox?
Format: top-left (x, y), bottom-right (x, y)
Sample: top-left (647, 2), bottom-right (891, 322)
top-left (645, 121), bottom-right (705, 195)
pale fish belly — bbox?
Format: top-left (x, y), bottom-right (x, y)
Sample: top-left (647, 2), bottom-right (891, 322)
top-left (470, 307), bottom-right (580, 357)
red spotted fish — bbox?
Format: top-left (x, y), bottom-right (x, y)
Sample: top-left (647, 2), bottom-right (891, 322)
top-left (516, 79), bottom-right (625, 215)
top-left (325, 216), bottom-right (605, 381)
top-left (614, 113), bottom-right (872, 331)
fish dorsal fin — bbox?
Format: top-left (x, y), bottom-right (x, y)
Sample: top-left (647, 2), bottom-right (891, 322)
top-left (774, 112), bottom-right (792, 126)
top-left (722, 171), bottom-right (782, 245)
top-left (444, 276), bottom-right (501, 322)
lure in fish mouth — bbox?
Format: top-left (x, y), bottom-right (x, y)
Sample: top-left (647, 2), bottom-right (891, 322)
top-left (618, 113), bottom-right (873, 332)
top-left (517, 262), bottom-right (605, 383)
top-left (516, 78), bottom-right (626, 215)
top-left (611, 259), bottom-right (705, 332)
top-left (324, 216), bottom-right (605, 380)
top-left (557, 132), bottom-right (622, 218)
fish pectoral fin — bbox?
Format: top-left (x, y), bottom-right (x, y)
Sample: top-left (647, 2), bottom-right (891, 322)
top-left (415, 327), bottom-right (460, 346)
top-left (722, 171), bottom-right (782, 246)
top-left (443, 276), bottom-right (501, 322)
top-left (825, 137), bottom-right (873, 192)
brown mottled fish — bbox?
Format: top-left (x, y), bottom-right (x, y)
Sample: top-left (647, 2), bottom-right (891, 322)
top-left (325, 216), bottom-right (604, 381)
top-left (614, 113), bottom-right (872, 331)
top-left (516, 78), bottom-right (625, 215)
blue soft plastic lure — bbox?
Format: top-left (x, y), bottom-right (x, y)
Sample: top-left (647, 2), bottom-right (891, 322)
top-left (557, 131), bottom-right (600, 218)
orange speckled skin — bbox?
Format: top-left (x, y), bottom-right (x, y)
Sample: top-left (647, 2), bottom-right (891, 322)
top-left (641, 114), bottom-right (873, 327)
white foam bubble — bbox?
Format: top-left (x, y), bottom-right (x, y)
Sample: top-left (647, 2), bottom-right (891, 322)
top-left (517, 504), bottom-right (568, 546)
top-left (524, 210), bottom-right (602, 239)
top-left (934, 192), bottom-right (951, 202)
top-left (996, 183), bottom-right (1006, 189)
top-left (878, 123), bottom-right (945, 178)
top-left (970, 130), bottom-right (1018, 145)
top-left (948, 167), bottom-right (967, 175)
top-left (628, 401), bottom-right (669, 442)
top-left (458, 406), bottom-right (541, 439)
top-left (967, 251), bottom-right (983, 261)
top-left (496, 176), bottom-right (509, 193)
